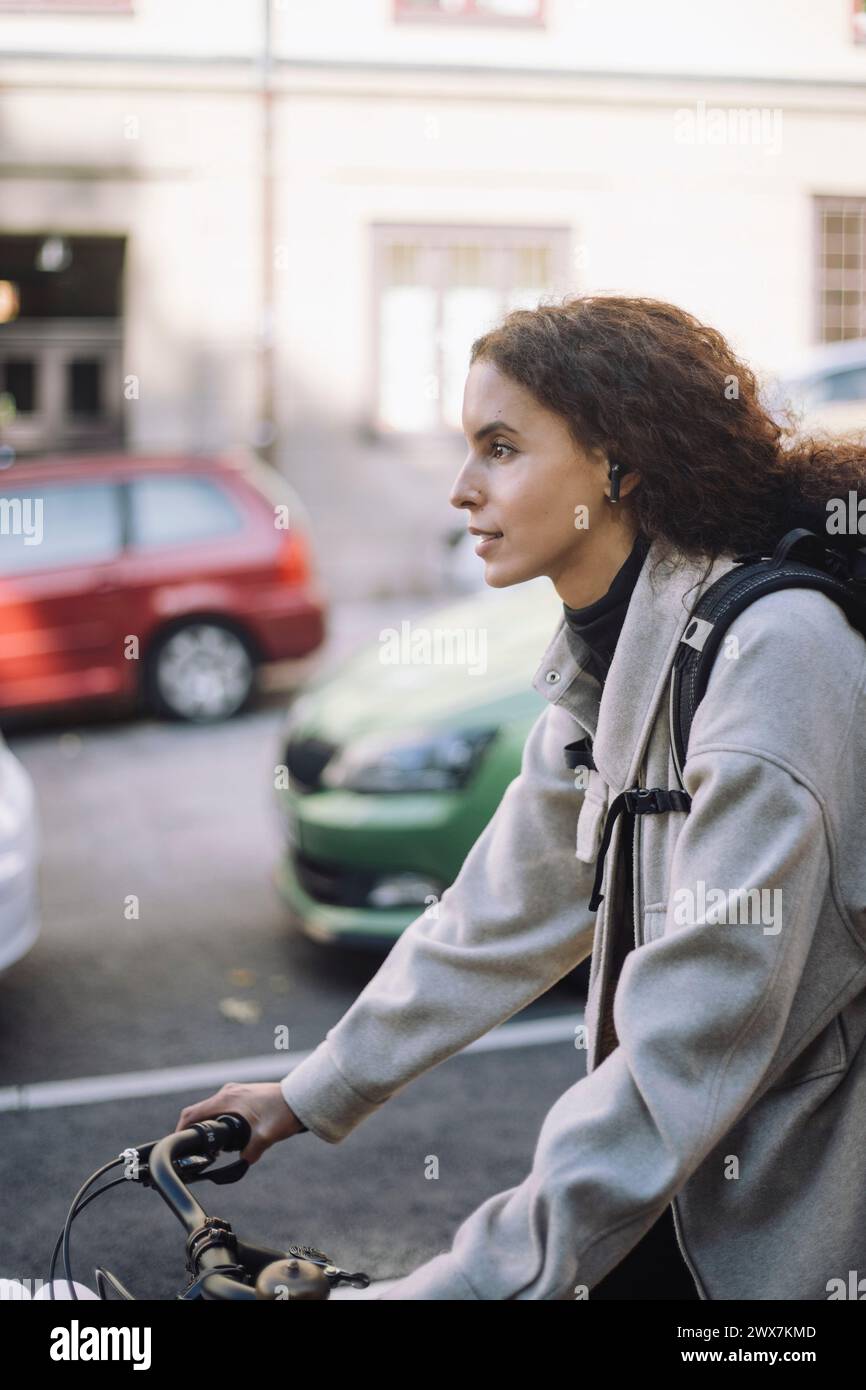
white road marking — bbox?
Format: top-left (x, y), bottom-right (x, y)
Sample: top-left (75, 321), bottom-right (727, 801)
top-left (0, 1011), bottom-right (584, 1113)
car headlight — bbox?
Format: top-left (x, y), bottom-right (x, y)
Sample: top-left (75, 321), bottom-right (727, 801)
top-left (320, 727), bottom-right (497, 793)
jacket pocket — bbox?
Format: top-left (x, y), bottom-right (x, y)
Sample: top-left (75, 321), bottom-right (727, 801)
top-left (575, 770), bottom-right (608, 864)
top-left (770, 1014), bottom-right (848, 1091)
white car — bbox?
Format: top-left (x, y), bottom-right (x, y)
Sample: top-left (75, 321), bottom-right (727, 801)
top-left (0, 732), bottom-right (40, 973)
top-left (767, 337), bottom-right (866, 438)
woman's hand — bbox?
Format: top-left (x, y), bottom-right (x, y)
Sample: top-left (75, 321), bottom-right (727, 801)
top-left (175, 1081), bottom-right (305, 1165)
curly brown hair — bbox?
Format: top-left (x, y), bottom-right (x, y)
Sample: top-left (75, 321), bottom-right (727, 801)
top-left (469, 294), bottom-right (866, 599)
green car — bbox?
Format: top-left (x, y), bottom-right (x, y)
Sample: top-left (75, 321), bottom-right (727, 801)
top-left (273, 577), bottom-right (581, 955)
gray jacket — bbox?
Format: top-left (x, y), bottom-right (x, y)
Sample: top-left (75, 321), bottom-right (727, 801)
top-left (279, 538), bottom-right (866, 1300)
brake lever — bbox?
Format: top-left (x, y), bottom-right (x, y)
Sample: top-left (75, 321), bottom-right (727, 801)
top-left (120, 1148), bottom-right (249, 1188)
top-left (199, 1158), bottom-right (249, 1186)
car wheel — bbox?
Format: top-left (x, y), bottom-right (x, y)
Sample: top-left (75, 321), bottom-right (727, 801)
top-left (147, 621), bottom-right (255, 722)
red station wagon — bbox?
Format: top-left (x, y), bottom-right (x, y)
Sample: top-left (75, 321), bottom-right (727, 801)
top-left (0, 451), bottom-right (327, 721)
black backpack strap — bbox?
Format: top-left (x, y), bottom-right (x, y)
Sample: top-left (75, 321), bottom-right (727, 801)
top-left (670, 531), bottom-right (866, 790)
top-left (587, 786), bottom-right (692, 911)
top-left (569, 526), bottom-right (866, 915)
top-left (562, 731), bottom-right (693, 911)
top-left (563, 735), bottom-right (596, 772)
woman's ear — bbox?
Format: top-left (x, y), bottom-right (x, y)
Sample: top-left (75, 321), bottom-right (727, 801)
top-left (617, 467), bottom-right (641, 499)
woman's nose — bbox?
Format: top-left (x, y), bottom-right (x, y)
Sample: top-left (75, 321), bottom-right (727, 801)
top-left (449, 460), bottom-right (482, 512)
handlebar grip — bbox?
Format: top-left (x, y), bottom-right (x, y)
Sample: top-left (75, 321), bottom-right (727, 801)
top-left (186, 1113), bottom-right (252, 1156)
top-left (211, 1113), bottom-right (252, 1152)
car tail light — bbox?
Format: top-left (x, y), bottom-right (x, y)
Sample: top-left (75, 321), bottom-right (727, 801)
top-left (277, 530), bottom-right (312, 587)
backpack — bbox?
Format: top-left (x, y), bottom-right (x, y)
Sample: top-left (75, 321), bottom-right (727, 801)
top-left (564, 498), bottom-right (866, 913)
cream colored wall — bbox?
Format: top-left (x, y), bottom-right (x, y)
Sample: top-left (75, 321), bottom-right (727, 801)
top-left (2, 0), bottom-right (864, 82)
top-left (272, 0), bottom-right (866, 80)
top-left (0, 0), bottom-right (260, 58)
top-left (274, 73), bottom-right (866, 427)
top-left (3, 68), bottom-right (864, 440)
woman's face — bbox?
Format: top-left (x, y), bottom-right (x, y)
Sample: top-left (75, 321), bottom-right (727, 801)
top-left (451, 359), bottom-right (640, 607)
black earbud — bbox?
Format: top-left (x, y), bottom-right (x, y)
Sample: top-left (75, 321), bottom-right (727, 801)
top-left (607, 461), bottom-right (628, 503)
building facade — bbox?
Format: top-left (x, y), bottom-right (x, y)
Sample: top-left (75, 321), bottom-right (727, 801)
top-left (1, 0), bottom-right (865, 596)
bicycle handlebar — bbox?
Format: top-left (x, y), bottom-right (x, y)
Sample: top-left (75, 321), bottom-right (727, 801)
top-left (148, 1114), bottom-right (263, 1299)
top-left (52, 1112), bottom-right (371, 1300)
top-left (147, 1113), bottom-right (251, 1235)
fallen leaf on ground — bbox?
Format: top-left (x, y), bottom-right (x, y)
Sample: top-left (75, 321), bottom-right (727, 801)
top-left (219, 997), bottom-right (262, 1024)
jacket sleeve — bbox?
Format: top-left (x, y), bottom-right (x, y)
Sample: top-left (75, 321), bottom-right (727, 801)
top-left (279, 697), bottom-right (597, 1143)
top-left (377, 744), bottom-right (833, 1299)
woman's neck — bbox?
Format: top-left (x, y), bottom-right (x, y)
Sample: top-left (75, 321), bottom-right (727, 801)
top-left (556, 522), bottom-right (644, 608)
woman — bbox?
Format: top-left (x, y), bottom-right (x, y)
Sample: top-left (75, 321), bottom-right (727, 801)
top-left (176, 295), bottom-right (866, 1300)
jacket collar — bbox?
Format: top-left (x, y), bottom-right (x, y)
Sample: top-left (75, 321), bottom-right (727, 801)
top-left (531, 537), bottom-right (739, 794)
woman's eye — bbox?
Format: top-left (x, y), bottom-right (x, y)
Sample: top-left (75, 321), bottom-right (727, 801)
top-left (490, 441), bottom-right (513, 459)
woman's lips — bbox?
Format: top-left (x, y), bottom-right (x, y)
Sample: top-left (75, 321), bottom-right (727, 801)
top-left (475, 533), bottom-right (503, 556)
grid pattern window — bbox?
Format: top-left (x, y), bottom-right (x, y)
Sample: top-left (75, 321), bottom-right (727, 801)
top-left (393, 0), bottom-right (545, 26)
top-left (373, 225), bottom-right (568, 432)
top-left (815, 197), bottom-right (866, 343)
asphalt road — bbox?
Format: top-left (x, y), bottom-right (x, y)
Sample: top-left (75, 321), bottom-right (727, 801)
top-left (0, 599), bottom-right (587, 1300)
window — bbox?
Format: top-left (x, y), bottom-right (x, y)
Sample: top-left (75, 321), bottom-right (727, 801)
top-left (1, 360), bottom-right (37, 415)
top-left (822, 365), bottom-right (866, 400)
top-left (815, 197), bottom-right (866, 343)
top-left (373, 225), bottom-right (568, 431)
top-left (803, 365), bottom-right (866, 406)
top-left (0, 234), bottom-right (125, 452)
top-left (394, 0), bottom-right (545, 25)
top-left (128, 475), bottom-right (243, 549)
top-left (67, 359), bottom-right (103, 419)
top-left (0, 482), bottom-right (122, 574)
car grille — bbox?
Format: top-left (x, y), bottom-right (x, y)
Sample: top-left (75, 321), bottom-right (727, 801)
top-left (293, 850), bottom-right (380, 907)
top-left (284, 735), bottom-right (338, 793)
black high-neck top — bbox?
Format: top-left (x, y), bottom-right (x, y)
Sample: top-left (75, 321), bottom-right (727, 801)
top-left (562, 533), bottom-right (651, 686)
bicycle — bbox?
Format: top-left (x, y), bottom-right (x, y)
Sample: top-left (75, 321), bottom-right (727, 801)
top-left (47, 1112), bottom-right (371, 1300)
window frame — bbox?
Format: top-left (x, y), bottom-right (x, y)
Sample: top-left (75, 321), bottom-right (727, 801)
top-left (369, 221), bottom-right (571, 440)
top-left (392, 0), bottom-right (546, 27)
top-left (813, 195), bottom-right (866, 345)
